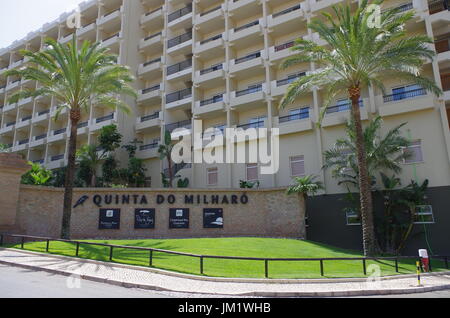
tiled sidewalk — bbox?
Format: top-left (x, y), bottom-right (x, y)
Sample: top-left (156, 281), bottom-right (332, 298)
top-left (1, 248), bottom-right (449, 297)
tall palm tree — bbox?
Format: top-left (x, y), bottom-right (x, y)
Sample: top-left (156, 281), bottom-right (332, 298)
top-left (280, 0), bottom-right (441, 255)
top-left (287, 175), bottom-right (324, 239)
top-left (323, 116), bottom-right (412, 188)
top-left (158, 131), bottom-right (175, 187)
top-left (5, 36), bottom-right (136, 239)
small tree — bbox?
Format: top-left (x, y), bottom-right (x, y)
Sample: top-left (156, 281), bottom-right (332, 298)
top-left (21, 162), bottom-right (53, 186)
top-left (158, 132), bottom-right (175, 187)
top-left (76, 144), bottom-right (104, 187)
top-left (287, 175), bottom-right (324, 238)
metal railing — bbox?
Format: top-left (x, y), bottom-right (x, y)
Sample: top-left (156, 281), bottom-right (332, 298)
top-left (77, 121), bottom-right (88, 129)
top-left (200, 63), bottom-right (223, 76)
top-left (53, 128), bottom-right (67, 135)
top-left (6, 122), bottom-right (16, 127)
top-left (200, 5), bottom-right (222, 17)
top-left (142, 85), bottom-right (160, 95)
top-left (236, 84), bottom-right (262, 97)
top-left (279, 108), bottom-right (310, 123)
top-left (21, 116), bottom-right (32, 122)
top-left (101, 8), bottom-right (120, 19)
top-left (277, 72), bottom-right (306, 87)
top-left (102, 33), bottom-right (120, 43)
top-left (166, 88), bottom-right (192, 104)
top-left (144, 32), bottom-right (162, 41)
top-left (141, 112), bottom-right (159, 122)
top-left (238, 121), bottom-right (265, 129)
top-left (37, 110), bottom-right (50, 116)
top-left (326, 100), bottom-right (363, 114)
top-left (50, 154), bottom-right (64, 162)
top-left (200, 34), bottom-right (222, 45)
top-left (168, 32), bottom-right (192, 48)
top-left (274, 41), bottom-right (295, 52)
top-left (165, 119), bottom-right (191, 133)
top-left (235, 51), bottom-right (261, 64)
top-left (168, 4), bottom-right (192, 23)
top-left (139, 142), bottom-right (159, 151)
top-left (4, 234), bottom-right (446, 278)
top-left (234, 20), bottom-right (259, 33)
top-left (143, 58), bottom-right (161, 67)
top-left (383, 88), bottom-right (426, 103)
top-left (200, 94), bottom-right (224, 107)
top-left (428, 0), bottom-right (446, 14)
top-left (145, 6), bottom-right (163, 16)
top-left (18, 139), bottom-right (29, 146)
top-left (167, 59), bottom-right (192, 76)
top-left (95, 113), bottom-right (115, 124)
top-left (272, 4), bottom-right (302, 18)
top-left (34, 134), bottom-right (47, 141)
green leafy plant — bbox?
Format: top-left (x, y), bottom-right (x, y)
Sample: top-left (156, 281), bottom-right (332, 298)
top-left (177, 178), bottom-right (189, 188)
top-left (21, 162), bottom-right (53, 186)
top-left (158, 131), bottom-right (175, 187)
top-left (239, 180), bottom-right (260, 189)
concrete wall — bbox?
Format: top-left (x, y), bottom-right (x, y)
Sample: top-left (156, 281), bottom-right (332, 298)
top-left (15, 186), bottom-right (305, 240)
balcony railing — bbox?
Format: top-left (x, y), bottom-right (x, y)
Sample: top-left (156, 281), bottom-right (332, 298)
top-left (200, 34), bottom-right (222, 45)
top-left (435, 37), bottom-right (450, 54)
top-left (200, 63), bottom-right (223, 75)
top-left (428, 0), bottom-right (447, 14)
top-left (235, 51), bottom-right (261, 64)
top-left (277, 72), bottom-right (306, 87)
top-left (143, 58), bottom-right (161, 67)
top-left (51, 154), bottom-right (64, 162)
top-left (441, 74), bottom-right (450, 91)
top-left (326, 100), bottom-right (363, 114)
top-left (272, 4), bottom-right (302, 18)
top-left (102, 8), bottom-right (120, 19)
top-left (168, 32), bottom-right (192, 48)
top-left (141, 112), bottom-right (160, 122)
top-left (168, 4), bottom-right (192, 23)
top-left (275, 41), bottom-right (295, 52)
top-left (53, 128), bottom-right (66, 135)
top-left (200, 94), bottom-right (224, 107)
top-left (21, 116), bottom-right (32, 122)
top-left (166, 120), bottom-right (191, 133)
top-left (18, 139), bottom-right (29, 146)
top-left (279, 108), bottom-right (310, 123)
top-left (166, 88), bottom-right (192, 104)
top-left (234, 20), bottom-right (259, 33)
top-left (35, 134), bottom-right (47, 141)
top-left (37, 110), bottom-right (50, 116)
top-left (142, 85), bottom-right (160, 94)
top-left (139, 142), bottom-right (159, 151)
top-left (77, 121), bottom-right (88, 129)
top-left (32, 159), bottom-right (44, 165)
top-left (95, 113), bottom-right (115, 124)
top-left (102, 33), bottom-right (120, 43)
top-left (383, 88), bottom-right (426, 103)
top-left (238, 121), bottom-right (265, 130)
top-left (167, 59), bottom-right (192, 76)
top-left (236, 84), bottom-right (262, 97)
top-left (6, 122), bottom-right (16, 127)
top-left (144, 31), bottom-right (162, 41)
top-left (200, 5), bottom-right (221, 17)
top-left (145, 6), bottom-right (163, 16)
top-left (394, 2), bottom-right (413, 12)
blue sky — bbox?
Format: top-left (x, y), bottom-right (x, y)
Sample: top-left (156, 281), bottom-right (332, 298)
top-left (0, 0), bottom-right (85, 49)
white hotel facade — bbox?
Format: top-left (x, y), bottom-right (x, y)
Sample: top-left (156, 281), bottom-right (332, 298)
top-left (0, 0), bottom-right (449, 193)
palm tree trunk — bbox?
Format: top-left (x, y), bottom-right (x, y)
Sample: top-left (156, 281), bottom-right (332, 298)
top-left (348, 87), bottom-right (378, 256)
top-left (168, 154), bottom-right (173, 188)
top-left (61, 109), bottom-right (80, 239)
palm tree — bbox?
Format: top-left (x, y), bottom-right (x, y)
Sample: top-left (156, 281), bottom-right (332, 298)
top-left (287, 175), bottom-right (324, 239)
top-left (5, 36), bottom-right (136, 239)
top-left (158, 131), bottom-right (175, 187)
top-left (323, 116), bottom-right (412, 188)
top-left (76, 144), bottom-right (105, 187)
top-left (280, 0), bottom-right (441, 255)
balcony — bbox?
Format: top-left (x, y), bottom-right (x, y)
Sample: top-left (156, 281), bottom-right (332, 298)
top-left (16, 115), bottom-right (32, 129)
top-left (236, 120), bottom-right (266, 131)
top-left (428, 0), bottom-right (447, 14)
top-left (18, 96), bottom-right (33, 107)
top-left (167, 32), bottom-right (192, 55)
top-left (77, 121), bottom-right (89, 135)
top-left (165, 88), bottom-right (192, 110)
top-left (76, 22), bottom-right (96, 37)
top-left (274, 108), bottom-right (313, 135)
top-left (229, 51), bottom-right (264, 76)
top-left (194, 34), bottom-right (224, 58)
top-left (271, 72), bottom-right (307, 97)
top-left (435, 37), bottom-right (450, 63)
top-left (91, 113), bottom-right (116, 131)
top-left (229, 20), bottom-right (264, 45)
top-left (195, 63), bottom-right (225, 86)
top-left (32, 110), bottom-right (50, 124)
top-left (0, 123), bottom-right (14, 134)
top-left (47, 128), bottom-right (67, 143)
top-left (442, 74), bottom-right (450, 101)
top-left (136, 142), bottom-right (159, 160)
top-left (3, 103), bottom-right (17, 112)
top-left (168, 4), bottom-right (192, 28)
top-left (194, 94), bottom-right (226, 117)
top-left (167, 59), bottom-right (192, 81)
top-left (229, 0), bottom-right (257, 12)
top-left (322, 99), bottom-right (368, 127)
top-left (13, 138), bottom-right (29, 152)
top-left (377, 87), bottom-right (436, 117)
top-left (139, 31), bottom-right (164, 53)
top-left (195, 5), bottom-right (223, 27)
top-left (47, 154), bottom-right (65, 169)
top-left (269, 40), bottom-right (297, 62)
top-left (6, 79), bottom-right (20, 91)
top-left (138, 57), bottom-right (163, 78)
top-left (166, 119), bottom-right (191, 134)
top-left (136, 112), bottom-right (161, 131)
top-left (267, 4), bottom-right (305, 34)
top-left (141, 6), bottom-right (164, 29)
top-left (30, 134), bottom-right (47, 148)
top-left (97, 8), bottom-right (121, 26)
top-left (137, 84), bottom-right (162, 104)
top-left (230, 84), bottom-right (266, 109)
top-left (100, 33), bottom-right (121, 48)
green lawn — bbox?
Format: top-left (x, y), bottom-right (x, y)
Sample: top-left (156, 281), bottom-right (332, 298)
top-left (5, 237), bottom-right (447, 279)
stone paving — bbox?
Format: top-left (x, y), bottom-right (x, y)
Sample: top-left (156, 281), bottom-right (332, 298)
top-left (1, 248), bottom-right (450, 297)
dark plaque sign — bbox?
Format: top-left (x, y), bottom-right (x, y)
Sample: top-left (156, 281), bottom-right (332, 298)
top-left (169, 208), bottom-right (189, 229)
top-left (99, 208), bottom-right (120, 230)
top-left (135, 208), bottom-right (156, 229)
top-left (203, 208), bottom-right (224, 229)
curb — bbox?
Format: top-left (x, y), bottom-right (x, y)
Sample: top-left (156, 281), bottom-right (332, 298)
top-left (1, 249), bottom-right (450, 297)
top-left (2, 247), bottom-right (449, 284)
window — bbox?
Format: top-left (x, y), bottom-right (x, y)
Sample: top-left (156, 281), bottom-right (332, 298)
top-left (290, 156), bottom-right (305, 177)
top-left (402, 140), bottom-right (424, 164)
top-left (346, 210), bottom-right (361, 226)
top-left (207, 167), bottom-right (218, 186)
top-left (414, 205), bottom-right (435, 224)
top-left (246, 163), bottom-right (259, 181)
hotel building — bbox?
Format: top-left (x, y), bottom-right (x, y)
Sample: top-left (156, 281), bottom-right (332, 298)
top-left (0, 0), bottom-right (449, 196)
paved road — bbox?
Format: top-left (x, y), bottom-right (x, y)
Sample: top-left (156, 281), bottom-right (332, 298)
top-left (0, 265), bottom-right (237, 298)
top-left (1, 264), bottom-right (448, 298)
